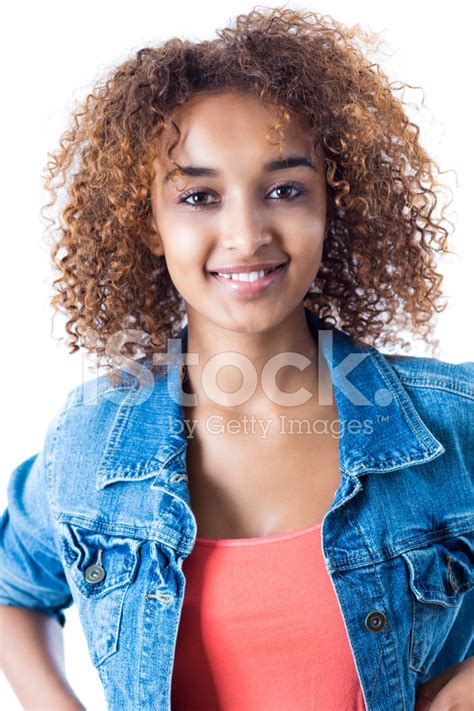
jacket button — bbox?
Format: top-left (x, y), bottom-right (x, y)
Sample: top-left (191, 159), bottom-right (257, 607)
top-left (84, 548), bottom-right (106, 584)
top-left (170, 472), bottom-right (188, 484)
top-left (365, 610), bottom-right (386, 633)
top-left (447, 557), bottom-right (458, 592)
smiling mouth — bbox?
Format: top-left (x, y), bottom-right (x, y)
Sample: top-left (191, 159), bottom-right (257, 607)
top-left (207, 262), bottom-right (288, 295)
top-left (209, 264), bottom-right (284, 281)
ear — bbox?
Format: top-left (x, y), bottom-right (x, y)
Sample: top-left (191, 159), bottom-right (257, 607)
top-left (143, 212), bottom-right (165, 257)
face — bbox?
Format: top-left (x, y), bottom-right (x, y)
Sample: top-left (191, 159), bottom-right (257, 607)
top-left (147, 91), bottom-right (328, 334)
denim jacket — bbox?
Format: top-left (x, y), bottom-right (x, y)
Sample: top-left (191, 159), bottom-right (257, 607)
top-left (1, 307), bottom-right (473, 711)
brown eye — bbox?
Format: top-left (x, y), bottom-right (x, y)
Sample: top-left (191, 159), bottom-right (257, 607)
top-left (178, 189), bottom-right (219, 208)
top-left (267, 183), bottom-right (305, 201)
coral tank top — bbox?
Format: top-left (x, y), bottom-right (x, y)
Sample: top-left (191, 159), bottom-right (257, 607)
top-left (170, 518), bottom-right (366, 710)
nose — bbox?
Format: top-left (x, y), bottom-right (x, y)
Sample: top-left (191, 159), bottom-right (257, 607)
top-left (219, 195), bottom-right (273, 254)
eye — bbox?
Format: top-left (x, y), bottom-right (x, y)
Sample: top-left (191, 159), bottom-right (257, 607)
top-left (178, 189), bottom-right (218, 209)
top-left (266, 182), bottom-right (306, 201)
top-left (177, 181), bottom-right (306, 210)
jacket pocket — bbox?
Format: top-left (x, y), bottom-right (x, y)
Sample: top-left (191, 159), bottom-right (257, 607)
top-left (401, 532), bottom-right (473, 675)
top-left (57, 515), bottom-right (144, 667)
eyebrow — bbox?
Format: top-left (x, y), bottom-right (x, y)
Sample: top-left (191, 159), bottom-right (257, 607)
top-left (163, 155), bottom-right (316, 183)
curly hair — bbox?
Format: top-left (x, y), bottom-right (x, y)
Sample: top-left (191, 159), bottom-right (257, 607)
top-left (42, 4), bottom-right (456, 384)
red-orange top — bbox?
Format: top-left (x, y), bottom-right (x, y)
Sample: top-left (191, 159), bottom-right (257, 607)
top-left (171, 519), bottom-right (366, 710)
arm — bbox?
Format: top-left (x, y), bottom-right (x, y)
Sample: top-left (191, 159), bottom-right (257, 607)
top-left (0, 605), bottom-right (85, 710)
top-left (414, 656), bottom-right (474, 711)
top-left (1, 395), bottom-right (83, 709)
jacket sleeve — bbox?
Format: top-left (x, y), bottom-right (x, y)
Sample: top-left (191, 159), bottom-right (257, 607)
top-left (0, 405), bottom-right (74, 627)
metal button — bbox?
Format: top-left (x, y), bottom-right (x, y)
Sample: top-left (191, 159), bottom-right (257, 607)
top-left (170, 472), bottom-right (188, 484)
top-left (147, 590), bottom-right (174, 604)
top-left (447, 556), bottom-right (458, 592)
top-left (84, 548), bottom-right (106, 584)
top-left (365, 610), bottom-right (386, 633)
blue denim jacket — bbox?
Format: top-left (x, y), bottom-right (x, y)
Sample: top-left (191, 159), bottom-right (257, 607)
top-left (1, 307), bottom-right (473, 710)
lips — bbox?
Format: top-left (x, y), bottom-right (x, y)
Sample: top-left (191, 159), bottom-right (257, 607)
top-left (208, 260), bottom-right (288, 276)
top-left (209, 261), bottom-right (288, 296)
top-left (211, 264), bottom-right (280, 277)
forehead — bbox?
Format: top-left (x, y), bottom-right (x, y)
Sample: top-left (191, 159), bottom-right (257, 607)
top-left (156, 91), bottom-right (315, 163)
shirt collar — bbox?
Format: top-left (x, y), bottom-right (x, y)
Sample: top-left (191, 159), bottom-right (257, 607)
top-left (96, 307), bottom-right (445, 491)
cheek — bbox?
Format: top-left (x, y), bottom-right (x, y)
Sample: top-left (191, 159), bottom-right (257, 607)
top-left (153, 197), bottom-right (207, 248)
top-left (159, 213), bottom-right (209, 262)
top-left (302, 239), bottom-right (324, 281)
top-left (287, 218), bottom-right (325, 284)
top-left (161, 227), bottom-right (211, 288)
top-left (287, 213), bottom-right (326, 259)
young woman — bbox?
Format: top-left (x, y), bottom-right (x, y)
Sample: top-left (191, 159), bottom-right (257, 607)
top-left (1, 6), bottom-right (472, 711)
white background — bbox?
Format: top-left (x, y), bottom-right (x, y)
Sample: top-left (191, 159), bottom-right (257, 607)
top-left (1, 1), bottom-right (472, 708)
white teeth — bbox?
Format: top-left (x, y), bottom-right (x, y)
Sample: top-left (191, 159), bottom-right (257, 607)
top-left (217, 269), bottom-right (271, 282)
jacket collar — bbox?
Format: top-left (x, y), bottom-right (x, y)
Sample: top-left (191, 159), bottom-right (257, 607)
top-left (96, 307), bottom-right (445, 491)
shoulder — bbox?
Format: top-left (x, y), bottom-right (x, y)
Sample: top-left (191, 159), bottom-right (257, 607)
top-left (60, 357), bottom-right (169, 412)
top-left (63, 367), bottom-right (141, 409)
top-left (48, 360), bottom-right (167, 451)
top-left (380, 352), bottom-right (473, 461)
top-left (380, 352), bottom-right (474, 401)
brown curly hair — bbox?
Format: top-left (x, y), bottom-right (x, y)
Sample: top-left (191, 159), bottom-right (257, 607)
top-left (42, 4), bottom-right (456, 384)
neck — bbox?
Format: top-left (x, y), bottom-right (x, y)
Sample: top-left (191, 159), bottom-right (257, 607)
top-left (182, 304), bottom-right (320, 415)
